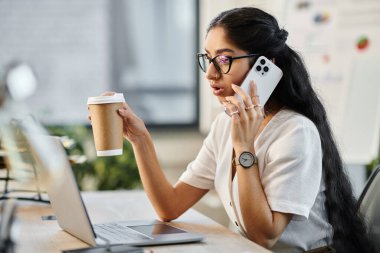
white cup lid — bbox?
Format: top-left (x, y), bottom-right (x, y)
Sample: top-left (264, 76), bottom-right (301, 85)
top-left (87, 93), bottom-right (125, 104)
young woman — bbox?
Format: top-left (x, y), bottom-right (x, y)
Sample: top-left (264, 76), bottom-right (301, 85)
top-left (110, 7), bottom-right (372, 253)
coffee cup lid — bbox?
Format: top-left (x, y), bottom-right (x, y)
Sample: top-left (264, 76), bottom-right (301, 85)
top-left (87, 93), bottom-right (125, 104)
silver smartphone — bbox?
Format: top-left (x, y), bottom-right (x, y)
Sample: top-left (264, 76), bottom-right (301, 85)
top-left (235, 55), bottom-right (283, 105)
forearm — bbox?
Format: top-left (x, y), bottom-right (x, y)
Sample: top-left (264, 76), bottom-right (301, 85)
top-left (235, 149), bottom-right (290, 247)
top-left (113, 102), bottom-right (205, 220)
top-left (237, 166), bottom-right (276, 245)
top-left (130, 132), bottom-right (178, 220)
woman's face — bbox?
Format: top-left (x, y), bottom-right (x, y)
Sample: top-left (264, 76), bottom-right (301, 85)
top-left (204, 27), bottom-right (251, 103)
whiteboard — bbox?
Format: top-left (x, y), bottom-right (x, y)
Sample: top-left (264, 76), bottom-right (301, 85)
top-left (282, 0), bottom-right (380, 164)
top-left (341, 57), bottom-right (380, 164)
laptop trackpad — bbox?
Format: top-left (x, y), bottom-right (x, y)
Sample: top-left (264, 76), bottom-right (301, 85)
top-left (129, 224), bottom-right (187, 237)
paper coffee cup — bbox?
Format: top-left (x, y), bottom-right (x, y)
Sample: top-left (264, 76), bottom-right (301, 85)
top-left (87, 93), bottom-right (125, 156)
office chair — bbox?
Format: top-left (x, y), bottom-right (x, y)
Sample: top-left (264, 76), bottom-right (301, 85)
top-left (358, 164), bottom-right (380, 252)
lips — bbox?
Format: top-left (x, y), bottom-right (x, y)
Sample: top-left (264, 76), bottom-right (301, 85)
top-left (210, 84), bottom-right (225, 96)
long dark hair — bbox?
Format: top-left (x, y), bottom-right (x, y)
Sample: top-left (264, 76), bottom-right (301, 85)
top-left (208, 7), bottom-right (372, 252)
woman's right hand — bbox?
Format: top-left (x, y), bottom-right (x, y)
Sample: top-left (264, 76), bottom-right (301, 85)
top-left (100, 91), bottom-right (149, 144)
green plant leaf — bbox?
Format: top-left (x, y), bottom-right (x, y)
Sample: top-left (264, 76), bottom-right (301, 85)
top-left (46, 125), bottom-right (141, 190)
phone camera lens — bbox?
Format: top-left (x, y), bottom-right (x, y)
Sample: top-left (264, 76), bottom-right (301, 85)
top-left (256, 65), bottom-right (262, 71)
top-left (263, 66), bottom-right (269, 72)
top-left (260, 59), bottom-right (266, 65)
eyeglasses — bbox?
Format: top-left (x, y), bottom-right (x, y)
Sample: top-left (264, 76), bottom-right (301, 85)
top-left (197, 53), bottom-right (259, 74)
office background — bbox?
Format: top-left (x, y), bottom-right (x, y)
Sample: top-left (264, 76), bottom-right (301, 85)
top-left (0, 0), bottom-right (379, 227)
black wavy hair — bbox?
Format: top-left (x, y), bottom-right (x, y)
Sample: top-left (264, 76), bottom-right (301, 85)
top-left (207, 7), bottom-right (373, 253)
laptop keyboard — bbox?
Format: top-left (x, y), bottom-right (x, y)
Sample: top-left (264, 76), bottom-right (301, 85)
top-left (94, 223), bottom-right (152, 243)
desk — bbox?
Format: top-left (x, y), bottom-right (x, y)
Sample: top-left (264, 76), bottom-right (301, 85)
top-left (10, 190), bottom-right (271, 253)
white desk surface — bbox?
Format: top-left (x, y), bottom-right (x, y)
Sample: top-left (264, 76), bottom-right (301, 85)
top-left (9, 190), bottom-right (272, 253)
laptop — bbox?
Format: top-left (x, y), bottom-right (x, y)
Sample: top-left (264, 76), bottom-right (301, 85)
top-left (26, 134), bottom-right (203, 247)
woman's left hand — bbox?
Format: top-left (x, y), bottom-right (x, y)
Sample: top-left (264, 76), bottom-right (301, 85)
top-left (223, 81), bottom-right (264, 151)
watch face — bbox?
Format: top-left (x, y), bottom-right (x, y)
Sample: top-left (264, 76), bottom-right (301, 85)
top-left (239, 152), bottom-right (255, 168)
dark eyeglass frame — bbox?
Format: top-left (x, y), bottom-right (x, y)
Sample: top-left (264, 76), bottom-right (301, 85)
top-left (197, 53), bottom-right (260, 74)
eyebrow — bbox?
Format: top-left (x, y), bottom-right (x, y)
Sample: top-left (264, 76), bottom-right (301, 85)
top-left (205, 48), bottom-right (235, 55)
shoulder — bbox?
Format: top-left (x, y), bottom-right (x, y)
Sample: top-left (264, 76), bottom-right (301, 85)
top-left (274, 109), bottom-right (318, 132)
top-left (269, 109), bottom-right (320, 140)
top-left (263, 109), bottom-right (321, 156)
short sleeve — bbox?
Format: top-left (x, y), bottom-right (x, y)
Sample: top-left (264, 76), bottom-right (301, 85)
top-left (262, 119), bottom-right (322, 220)
top-left (179, 121), bottom-right (218, 190)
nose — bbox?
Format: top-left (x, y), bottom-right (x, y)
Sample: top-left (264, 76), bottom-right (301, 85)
top-left (205, 63), bottom-right (220, 80)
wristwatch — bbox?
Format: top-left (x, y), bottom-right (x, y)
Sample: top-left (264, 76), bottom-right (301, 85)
top-left (235, 151), bottom-right (258, 169)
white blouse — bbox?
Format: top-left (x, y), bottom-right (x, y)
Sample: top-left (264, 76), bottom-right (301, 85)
top-left (179, 109), bottom-right (333, 252)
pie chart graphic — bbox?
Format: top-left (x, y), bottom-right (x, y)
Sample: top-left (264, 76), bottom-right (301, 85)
top-left (356, 36), bottom-right (369, 51)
